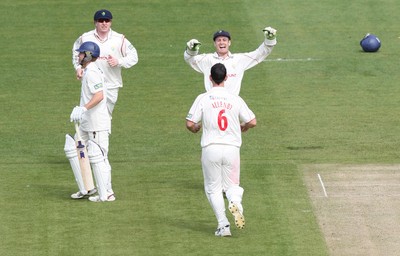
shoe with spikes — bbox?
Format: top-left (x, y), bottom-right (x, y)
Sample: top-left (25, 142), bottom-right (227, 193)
top-left (229, 202), bottom-right (245, 229)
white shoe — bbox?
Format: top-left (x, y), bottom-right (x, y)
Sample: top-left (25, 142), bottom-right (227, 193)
top-left (88, 194), bottom-right (116, 202)
top-left (229, 202), bottom-right (245, 229)
top-left (70, 188), bottom-right (97, 199)
top-left (215, 225), bottom-right (231, 237)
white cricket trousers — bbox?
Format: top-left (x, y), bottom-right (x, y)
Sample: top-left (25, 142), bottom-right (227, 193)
top-left (107, 88), bottom-right (119, 116)
top-left (201, 144), bottom-right (244, 227)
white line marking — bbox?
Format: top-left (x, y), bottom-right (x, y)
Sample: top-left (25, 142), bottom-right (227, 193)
top-left (324, 183), bottom-right (400, 187)
top-left (264, 58), bottom-right (319, 62)
top-left (317, 173), bottom-right (328, 198)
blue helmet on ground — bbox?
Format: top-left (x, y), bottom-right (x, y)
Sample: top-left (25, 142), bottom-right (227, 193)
top-left (76, 41), bottom-right (100, 58)
top-left (360, 34), bottom-right (381, 52)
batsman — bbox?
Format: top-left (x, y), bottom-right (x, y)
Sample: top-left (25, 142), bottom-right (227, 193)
top-left (64, 41), bottom-right (115, 202)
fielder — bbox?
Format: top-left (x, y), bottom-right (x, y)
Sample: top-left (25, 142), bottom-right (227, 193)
top-left (184, 27), bottom-right (277, 95)
top-left (72, 9), bottom-right (138, 116)
top-left (64, 41), bottom-right (114, 202)
top-left (186, 63), bottom-right (257, 237)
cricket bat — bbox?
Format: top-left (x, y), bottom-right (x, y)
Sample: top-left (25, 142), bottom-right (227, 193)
top-left (74, 122), bottom-right (95, 191)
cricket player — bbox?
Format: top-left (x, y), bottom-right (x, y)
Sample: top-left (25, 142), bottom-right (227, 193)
top-left (65, 41), bottom-right (114, 202)
top-left (72, 9), bottom-right (138, 116)
top-left (186, 63), bottom-right (257, 237)
top-left (184, 26), bottom-right (277, 95)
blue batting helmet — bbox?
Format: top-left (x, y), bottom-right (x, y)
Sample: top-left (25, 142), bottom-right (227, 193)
top-left (360, 34), bottom-right (381, 52)
top-left (76, 41), bottom-right (100, 58)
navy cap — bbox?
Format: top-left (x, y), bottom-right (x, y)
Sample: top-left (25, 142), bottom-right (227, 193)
top-left (94, 9), bottom-right (113, 20)
top-left (213, 30), bottom-right (231, 41)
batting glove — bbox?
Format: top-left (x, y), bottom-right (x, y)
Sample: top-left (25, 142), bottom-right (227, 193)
top-left (70, 106), bottom-right (87, 123)
top-left (263, 26), bottom-right (277, 40)
top-left (186, 39), bottom-right (201, 51)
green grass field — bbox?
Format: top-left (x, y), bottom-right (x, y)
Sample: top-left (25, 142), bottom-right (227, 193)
top-left (1, 0), bottom-right (400, 255)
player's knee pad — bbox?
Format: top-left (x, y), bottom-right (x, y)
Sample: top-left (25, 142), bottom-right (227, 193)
top-left (87, 140), bottom-right (108, 201)
top-left (87, 139), bottom-right (105, 164)
top-left (64, 134), bottom-right (86, 193)
top-left (64, 134), bottom-right (77, 159)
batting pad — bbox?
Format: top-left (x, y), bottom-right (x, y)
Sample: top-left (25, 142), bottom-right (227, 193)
top-left (64, 134), bottom-right (86, 194)
top-left (87, 140), bottom-right (107, 201)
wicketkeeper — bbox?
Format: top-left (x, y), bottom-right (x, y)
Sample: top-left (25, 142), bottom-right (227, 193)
top-left (184, 26), bottom-right (277, 95)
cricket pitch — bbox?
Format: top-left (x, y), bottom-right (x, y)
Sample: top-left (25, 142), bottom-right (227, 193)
top-left (303, 164), bottom-right (400, 256)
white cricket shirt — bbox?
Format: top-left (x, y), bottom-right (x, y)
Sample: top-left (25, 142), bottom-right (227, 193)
top-left (186, 87), bottom-right (255, 148)
top-left (73, 29), bottom-right (138, 89)
top-left (184, 38), bottom-right (276, 95)
top-left (80, 62), bottom-right (111, 132)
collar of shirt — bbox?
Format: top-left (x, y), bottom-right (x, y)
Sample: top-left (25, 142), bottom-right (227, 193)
top-left (210, 86), bottom-right (227, 91)
top-left (94, 28), bottom-right (113, 43)
top-left (83, 61), bottom-right (95, 71)
top-left (212, 51), bottom-right (233, 60)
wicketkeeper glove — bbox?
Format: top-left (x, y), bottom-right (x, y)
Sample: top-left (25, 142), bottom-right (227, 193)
top-left (263, 26), bottom-right (277, 40)
top-left (70, 106), bottom-right (87, 123)
top-left (186, 39), bottom-right (201, 51)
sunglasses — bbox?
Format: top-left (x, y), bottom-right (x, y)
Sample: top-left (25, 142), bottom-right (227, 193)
top-left (97, 19), bottom-right (111, 23)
